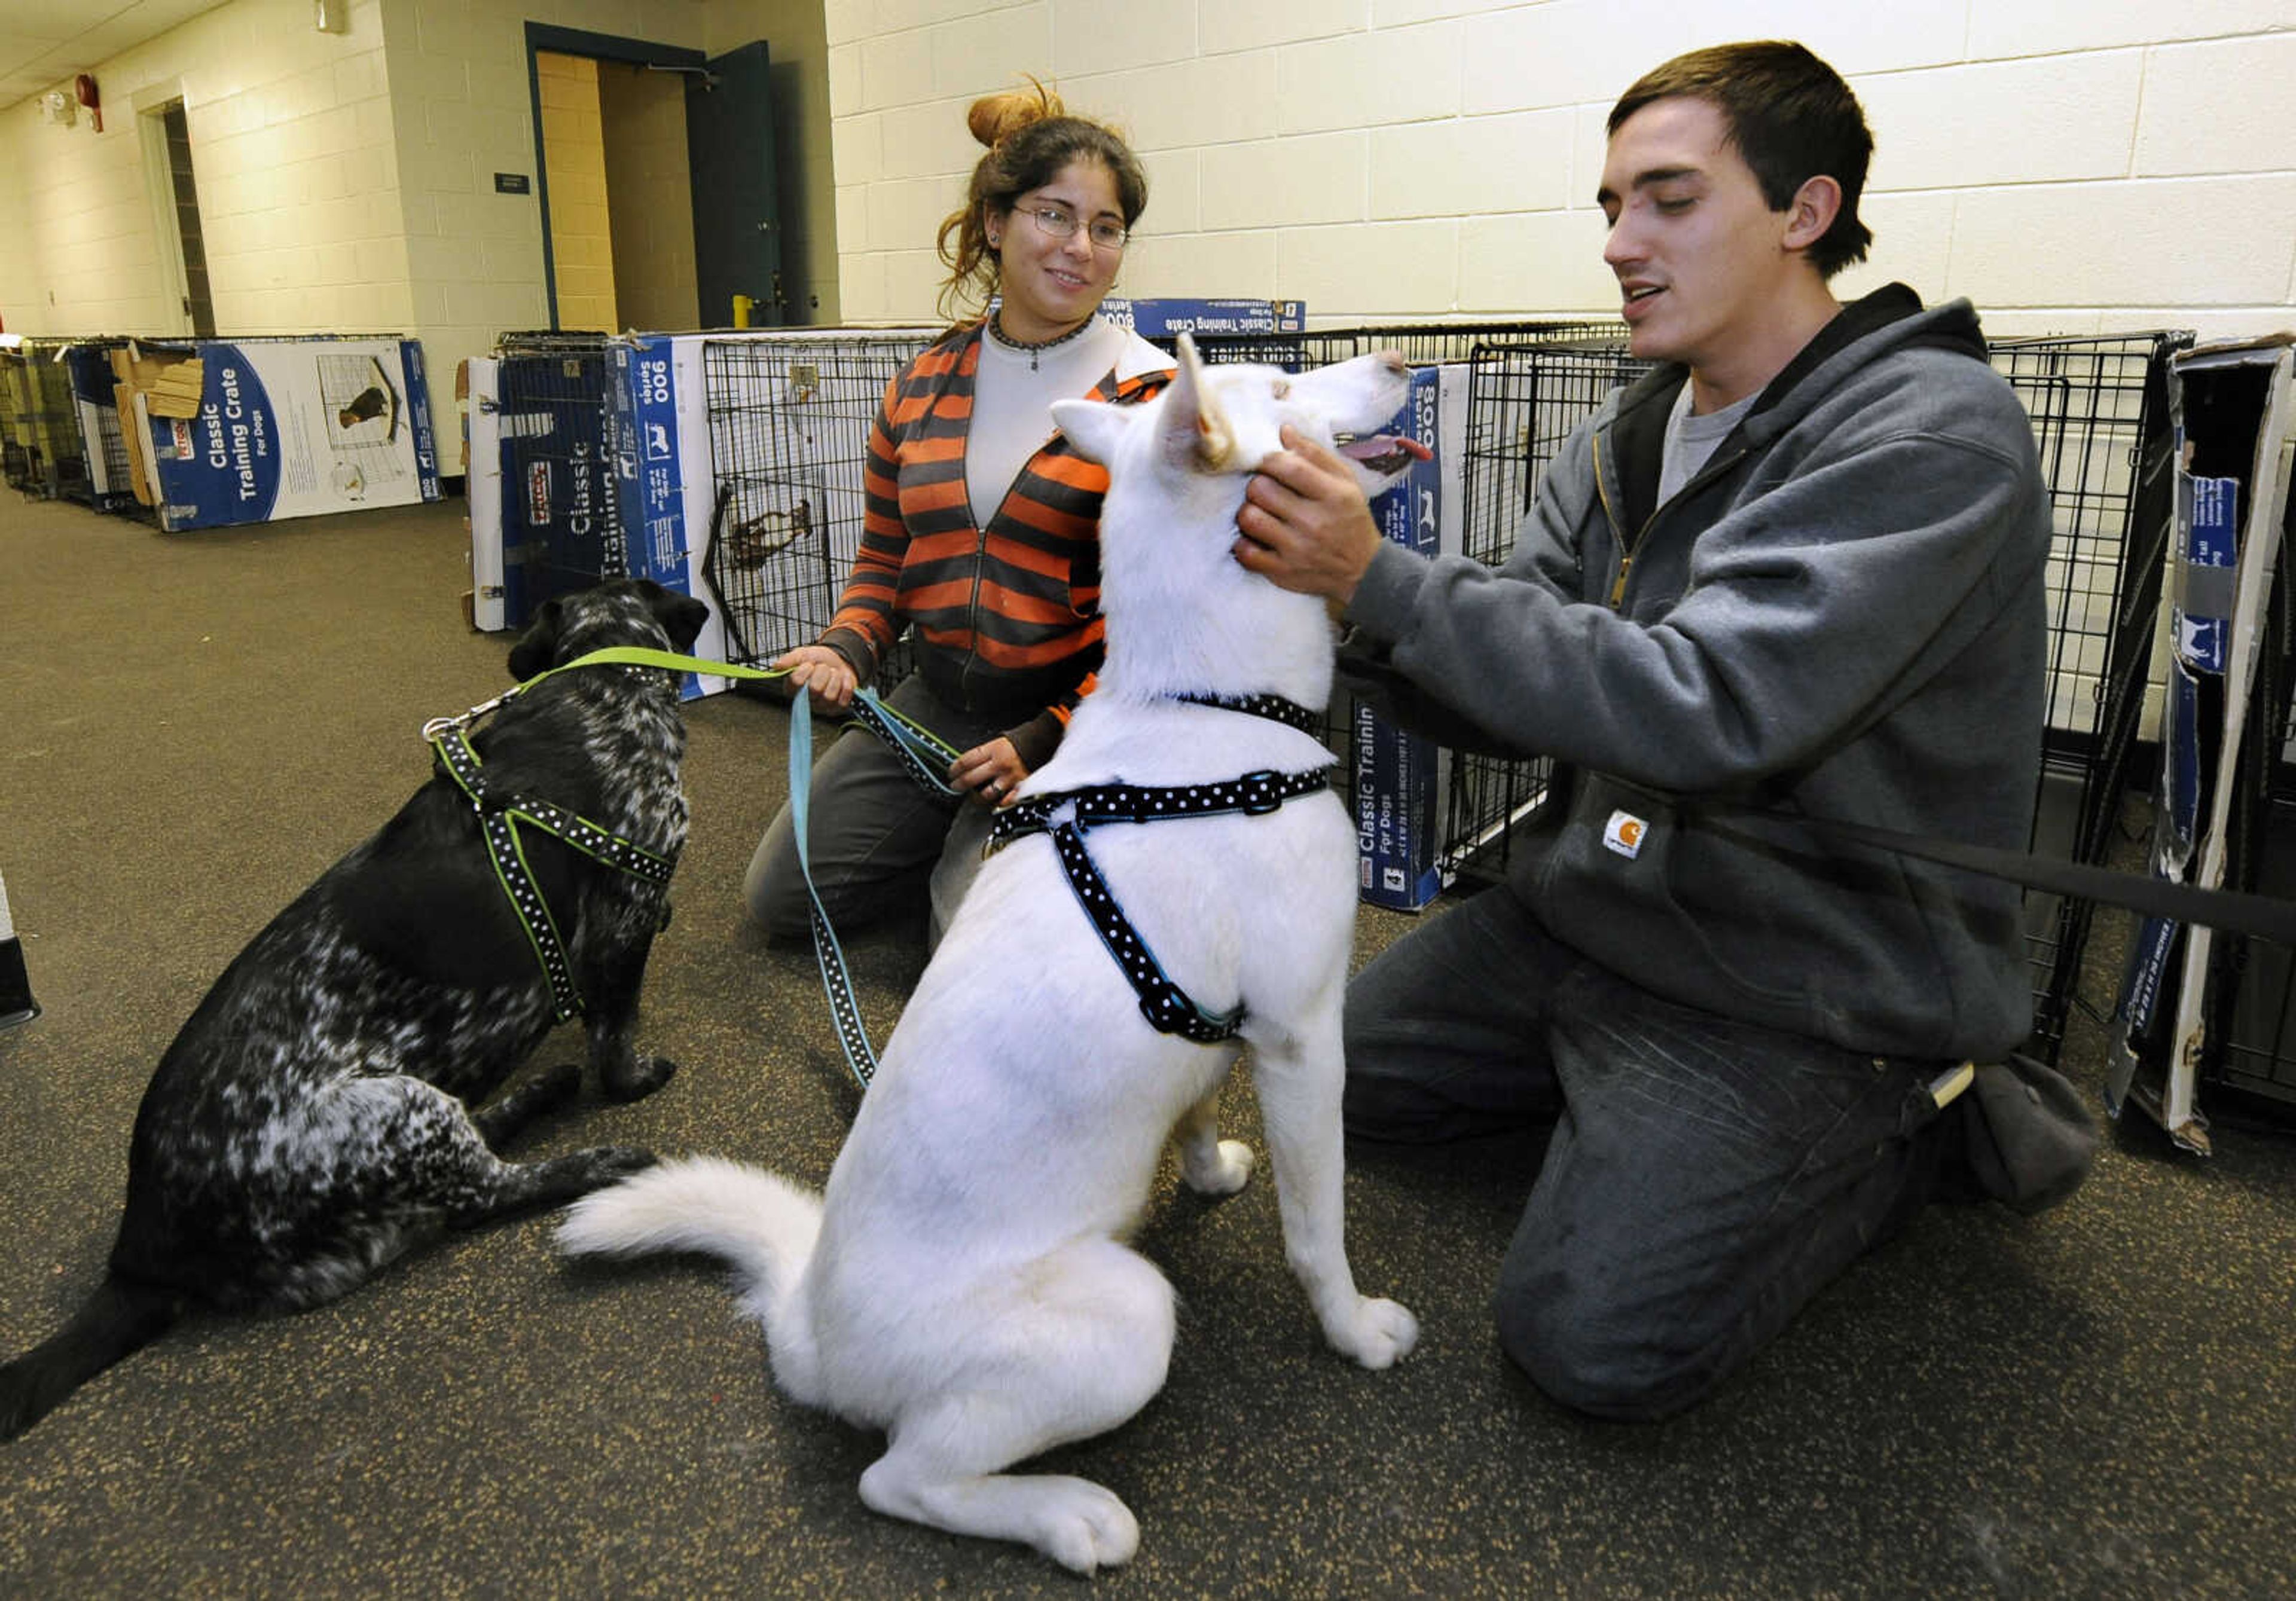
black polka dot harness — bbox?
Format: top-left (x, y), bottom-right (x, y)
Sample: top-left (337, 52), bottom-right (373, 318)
top-left (987, 693), bottom-right (1330, 1044)
top-left (429, 724), bottom-right (678, 1023)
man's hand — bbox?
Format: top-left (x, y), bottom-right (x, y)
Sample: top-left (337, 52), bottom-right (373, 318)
top-left (1234, 425), bottom-right (1384, 607)
top-left (949, 737), bottom-right (1028, 808)
top-left (773, 643), bottom-right (857, 710)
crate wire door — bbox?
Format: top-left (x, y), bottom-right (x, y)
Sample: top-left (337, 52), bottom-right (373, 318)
top-left (700, 332), bottom-right (938, 682)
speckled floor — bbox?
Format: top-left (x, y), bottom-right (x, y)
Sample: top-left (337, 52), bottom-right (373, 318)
top-left (3, 496), bottom-right (2292, 1598)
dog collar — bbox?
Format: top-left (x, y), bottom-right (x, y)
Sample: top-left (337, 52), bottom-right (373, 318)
top-left (1172, 692), bottom-right (1324, 735)
top-left (430, 728), bottom-right (679, 1023)
top-left (987, 766), bottom-right (1332, 1043)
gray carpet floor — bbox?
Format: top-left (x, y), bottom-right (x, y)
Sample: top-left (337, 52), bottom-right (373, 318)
top-left (2, 494), bottom-right (2291, 1598)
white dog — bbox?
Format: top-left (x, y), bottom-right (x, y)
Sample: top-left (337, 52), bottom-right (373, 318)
top-left (560, 335), bottom-right (1422, 1573)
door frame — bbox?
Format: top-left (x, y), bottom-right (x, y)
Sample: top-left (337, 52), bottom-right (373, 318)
top-left (523, 24), bottom-right (707, 332)
top-left (132, 79), bottom-right (195, 337)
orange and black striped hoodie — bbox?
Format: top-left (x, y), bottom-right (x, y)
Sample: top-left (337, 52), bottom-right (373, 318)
top-left (821, 322), bottom-right (1171, 768)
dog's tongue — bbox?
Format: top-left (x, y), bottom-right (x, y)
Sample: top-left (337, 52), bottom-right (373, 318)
top-left (1338, 434), bottom-right (1434, 473)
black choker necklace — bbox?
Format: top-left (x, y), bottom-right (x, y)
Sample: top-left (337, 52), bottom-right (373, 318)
top-left (993, 310), bottom-right (1094, 371)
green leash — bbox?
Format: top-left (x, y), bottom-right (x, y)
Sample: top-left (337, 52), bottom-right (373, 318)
top-left (425, 645), bottom-right (961, 1086)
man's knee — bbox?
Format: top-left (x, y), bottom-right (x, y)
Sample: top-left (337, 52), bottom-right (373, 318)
top-left (1493, 1264), bottom-right (1721, 1423)
top-left (741, 850), bottom-right (813, 940)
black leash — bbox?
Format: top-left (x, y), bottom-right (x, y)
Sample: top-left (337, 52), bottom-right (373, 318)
top-left (1703, 808), bottom-right (2296, 946)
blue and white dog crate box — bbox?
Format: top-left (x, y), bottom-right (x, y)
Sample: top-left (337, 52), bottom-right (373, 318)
top-left (121, 336), bottom-right (440, 533)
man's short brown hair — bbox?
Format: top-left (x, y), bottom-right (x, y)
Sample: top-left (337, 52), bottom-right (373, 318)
top-left (1609, 41), bottom-right (1874, 279)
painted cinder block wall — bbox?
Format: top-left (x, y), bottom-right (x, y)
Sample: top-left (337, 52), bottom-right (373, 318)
top-left (826, 0), bottom-right (2296, 340)
top-left (0, 0), bottom-right (713, 432)
top-left (0, 0), bottom-right (2283, 445)
top-left (0, 0), bottom-right (410, 340)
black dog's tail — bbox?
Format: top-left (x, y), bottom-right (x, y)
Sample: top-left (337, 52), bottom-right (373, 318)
top-left (0, 1273), bottom-right (183, 1441)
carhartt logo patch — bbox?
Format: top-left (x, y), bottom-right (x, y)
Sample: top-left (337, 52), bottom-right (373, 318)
top-left (1603, 809), bottom-right (1647, 859)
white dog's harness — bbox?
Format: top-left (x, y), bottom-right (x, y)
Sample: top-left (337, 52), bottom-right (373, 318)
top-left (987, 693), bottom-right (1331, 1043)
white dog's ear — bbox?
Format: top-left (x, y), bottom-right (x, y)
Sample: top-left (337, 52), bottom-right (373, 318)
top-left (1158, 331), bottom-right (1234, 471)
top-left (1051, 396), bottom-right (1129, 464)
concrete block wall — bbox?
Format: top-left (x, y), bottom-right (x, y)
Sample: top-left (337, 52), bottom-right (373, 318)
top-left (826, 0), bottom-right (2296, 339)
top-left (378, 0), bottom-right (707, 434)
top-left (0, 0), bottom-right (410, 338)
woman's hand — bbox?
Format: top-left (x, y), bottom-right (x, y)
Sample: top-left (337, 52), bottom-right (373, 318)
top-left (773, 643), bottom-right (858, 710)
top-left (949, 737), bottom-right (1028, 808)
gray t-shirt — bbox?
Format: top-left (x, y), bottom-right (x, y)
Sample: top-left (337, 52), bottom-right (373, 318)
top-left (1657, 381), bottom-right (1759, 505)
top-left (969, 317), bottom-right (1135, 528)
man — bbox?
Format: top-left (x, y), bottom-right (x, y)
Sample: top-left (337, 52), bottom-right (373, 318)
top-left (1234, 41), bottom-right (2060, 1419)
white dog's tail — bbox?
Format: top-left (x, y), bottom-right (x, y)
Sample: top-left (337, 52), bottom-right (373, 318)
top-left (557, 1156), bottom-right (822, 1345)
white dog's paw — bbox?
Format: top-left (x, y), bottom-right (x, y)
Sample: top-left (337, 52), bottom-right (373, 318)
top-left (1326, 1296), bottom-right (1419, 1370)
top-left (1181, 1138), bottom-right (1255, 1196)
top-left (1027, 1476), bottom-right (1141, 1574)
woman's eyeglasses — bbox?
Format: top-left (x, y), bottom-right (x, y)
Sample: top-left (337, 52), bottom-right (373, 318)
top-left (1013, 204), bottom-right (1128, 250)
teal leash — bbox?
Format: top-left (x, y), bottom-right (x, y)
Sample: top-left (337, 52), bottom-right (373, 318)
top-left (787, 689), bottom-right (961, 1088)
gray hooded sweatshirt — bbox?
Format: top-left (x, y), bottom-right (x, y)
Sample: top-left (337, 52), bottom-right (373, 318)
top-left (1342, 286), bottom-right (2050, 1061)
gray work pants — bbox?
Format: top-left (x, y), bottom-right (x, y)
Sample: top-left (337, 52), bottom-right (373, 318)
top-left (1344, 884), bottom-right (1947, 1420)
top-left (743, 673), bottom-right (1001, 947)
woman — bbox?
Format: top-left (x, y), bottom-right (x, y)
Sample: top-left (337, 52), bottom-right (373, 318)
top-left (743, 84), bottom-right (1171, 944)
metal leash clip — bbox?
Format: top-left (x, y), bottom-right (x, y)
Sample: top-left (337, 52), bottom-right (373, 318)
top-left (419, 685), bottom-right (521, 743)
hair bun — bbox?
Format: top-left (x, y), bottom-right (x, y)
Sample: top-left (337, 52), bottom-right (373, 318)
top-left (967, 80), bottom-right (1065, 148)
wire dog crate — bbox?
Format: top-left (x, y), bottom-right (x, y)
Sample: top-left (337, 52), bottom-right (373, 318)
top-left (693, 321), bottom-right (1618, 687)
top-left (2203, 567), bottom-right (2296, 1114)
top-left (698, 331), bottom-right (940, 681)
top-left (1451, 330), bottom-right (2188, 1061)
top-left (60, 343), bottom-right (138, 513)
top-left (486, 331), bottom-right (622, 626)
top-left (1176, 319), bottom-right (1626, 372)
top-left (1993, 332), bottom-right (2189, 1059)
top-left (0, 339), bottom-right (94, 501)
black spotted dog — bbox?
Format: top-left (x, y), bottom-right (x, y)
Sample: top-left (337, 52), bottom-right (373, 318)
top-left (0, 578), bottom-right (705, 1440)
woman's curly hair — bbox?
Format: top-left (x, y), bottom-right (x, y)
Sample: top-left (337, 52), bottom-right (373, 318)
top-left (934, 79), bottom-right (1148, 323)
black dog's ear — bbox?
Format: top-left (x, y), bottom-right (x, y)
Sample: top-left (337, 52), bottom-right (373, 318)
top-left (649, 585), bottom-right (710, 653)
top-left (506, 596), bottom-right (565, 682)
